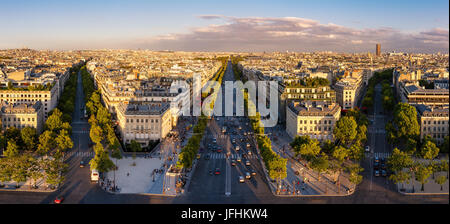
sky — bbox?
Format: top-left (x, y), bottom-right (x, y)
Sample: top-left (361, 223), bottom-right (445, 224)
top-left (0, 0), bottom-right (448, 53)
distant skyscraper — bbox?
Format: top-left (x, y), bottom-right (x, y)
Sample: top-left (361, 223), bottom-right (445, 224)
top-left (376, 44), bottom-right (381, 57)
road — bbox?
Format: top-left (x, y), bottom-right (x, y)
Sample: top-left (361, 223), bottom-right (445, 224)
top-left (185, 60), bottom-right (272, 203)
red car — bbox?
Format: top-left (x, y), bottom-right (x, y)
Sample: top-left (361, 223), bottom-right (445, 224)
top-left (54, 196), bottom-right (64, 204)
top-left (214, 168), bottom-right (221, 175)
top-left (217, 149), bottom-right (222, 153)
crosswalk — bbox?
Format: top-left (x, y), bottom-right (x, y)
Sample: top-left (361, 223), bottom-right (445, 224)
top-left (72, 130), bottom-right (89, 134)
top-left (204, 153), bottom-right (258, 160)
top-left (366, 152), bottom-right (391, 159)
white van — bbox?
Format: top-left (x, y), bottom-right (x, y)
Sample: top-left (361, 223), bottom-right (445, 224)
top-left (91, 169), bottom-right (99, 182)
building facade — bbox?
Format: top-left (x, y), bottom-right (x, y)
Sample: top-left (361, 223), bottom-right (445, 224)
top-left (116, 101), bottom-right (172, 147)
top-left (416, 105), bottom-right (449, 145)
top-left (0, 101), bottom-right (44, 134)
top-left (286, 101), bottom-right (341, 141)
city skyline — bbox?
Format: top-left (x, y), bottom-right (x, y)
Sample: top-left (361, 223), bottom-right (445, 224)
top-left (0, 0), bottom-right (448, 53)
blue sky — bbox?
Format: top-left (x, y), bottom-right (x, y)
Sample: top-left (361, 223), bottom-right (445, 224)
top-left (0, 0), bottom-right (448, 52)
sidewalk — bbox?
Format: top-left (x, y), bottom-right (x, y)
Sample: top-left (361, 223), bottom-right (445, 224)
top-left (265, 126), bottom-right (354, 196)
top-left (0, 178), bottom-right (56, 193)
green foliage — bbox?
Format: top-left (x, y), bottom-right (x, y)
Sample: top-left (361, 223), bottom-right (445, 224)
top-left (387, 148), bottom-right (414, 172)
top-left (414, 163), bottom-right (433, 191)
top-left (393, 103), bottom-right (420, 141)
top-left (346, 163), bottom-right (364, 186)
top-left (55, 129), bottom-right (73, 152)
top-left (21, 127), bottom-right (37, 151)
top-left (440, 136), bottom-right (449, 153)
top-left (37, 130), bottom-right (56, 156)
top-left (419, 140), bottom-right (440, 160)
top-left (333, 116), bottom-right (357, 146)
top-left (286, 77), bottom-right (330, 88)
top-left (4, 140), bottom-right (20, 158)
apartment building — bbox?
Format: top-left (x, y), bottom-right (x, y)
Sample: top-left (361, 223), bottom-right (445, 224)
top-left (397, 83), bottom-right (449, 107)
top-left (0, 101), bottom-right (44, 134)
top-left (334, 74), bottom-right (364, 110)
top-left (116, 101), bottom-right (172, 147)
top-left (286, 101), bottom-right (341, 141)
top-left (416, 105), bottom-right (449, 145)
top-left (0, 85), bottom-right (59, 120)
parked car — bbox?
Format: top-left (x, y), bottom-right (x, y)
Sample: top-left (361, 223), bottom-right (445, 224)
top-left (374, 169), bottom-right (380, 177)
top-left (381, 169), bottom-right (387, 177)
top-left (365, 145), bottom-right (370, 152)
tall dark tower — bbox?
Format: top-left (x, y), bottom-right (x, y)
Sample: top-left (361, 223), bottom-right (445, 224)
top-left (376, 44), bottom-right (381, 57)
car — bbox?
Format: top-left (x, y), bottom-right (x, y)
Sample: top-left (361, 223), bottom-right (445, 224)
top-left (217, 148), bottom-right (223, 153)
top-left (232, 138), bottom-right (236, 143)
top-left (239, 176), bottom-right (245, 183)
top-left (214, 168), bottom-right (221, 175)
top-left (246, 143), bottom-right (251, 148)
top-left (244, 132), bottom-right (247, 136)
top-left (205, 155), bottom-right (210, 160)
top-left (196, 154), bottom-right (201, 159)
top-left (245, 172), bottom-right (251, 179)
top-left (248, 151), bottom-right (252, 155)
top-left (245, 160), bottom-right (251, 166)
top-left (79, 160), bottom-right (85, 168)
top-left (374, 161), bottom-right (379, 168)
top-left (381, 159), bottom-right (386, 169)
top-left (365, 146), bottom-right (370, 152)
top-left (374, 169), bottom-right (380, 177)
top-left (54, 196), bottom-right (64, 204)
top-left (381, 169), bottom-right (387, 177)
top-left (250, 170), bottom-right (257, 176)
top-left (231, 160), bottom-right (236, 166)
top-left (237, 157), bottom-right (242, 162)
top-left (235, 146), bottom-right (240, 151)
top-left (238, 126), bottom-right (242, 130)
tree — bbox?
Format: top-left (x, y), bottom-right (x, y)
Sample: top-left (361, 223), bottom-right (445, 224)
top-left (435, 175), bottom-right (447, 191)
top-left (4, 140), bottom-right (20, 158)
top-left (348, 144), bottom-right (364, 161)
top-left (28, 156), bottom-right (43, 189)
top-left (346, 164), bottom-right (364, 187)
top-left (332, 145), bottom-right (349, 162)
top-left (20, 127), bottom-right (37, 151)
top-left (387, 148), bottom-right (414, 172)
top-left (419, 140), bottom-right (440, 160)
top-left (291, 135), bottom-right (321, 161)
top-left (43, 154), bottom-right (67, 188)
top-left (389, 170), bottom-right (412, 191)
top-left (37, 130), bottom-right (56, 155)
top-left (310, 153), bottom-right (329, 181)
top-left (89, 143), bottom-right (115, 173)
top-left (55, 129), bottom-right (74, 153)
top-left (414, 163), bottom-right (433, 191)
top-left (45, 109), bottom-right (64, 132)
top-left (11, 154), bottom-right (31, 188)
top-left (0, 158), bottom-right (13, 187)
top-left (393, 103), bottom-right (420, 141)
top-left (90, 124), bottom-right (103, 144)
top-left (333, 116), bottom-right (357, 146)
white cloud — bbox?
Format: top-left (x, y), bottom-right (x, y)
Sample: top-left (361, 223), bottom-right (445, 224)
top-left (134, 16), bottom-right (449, 53)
